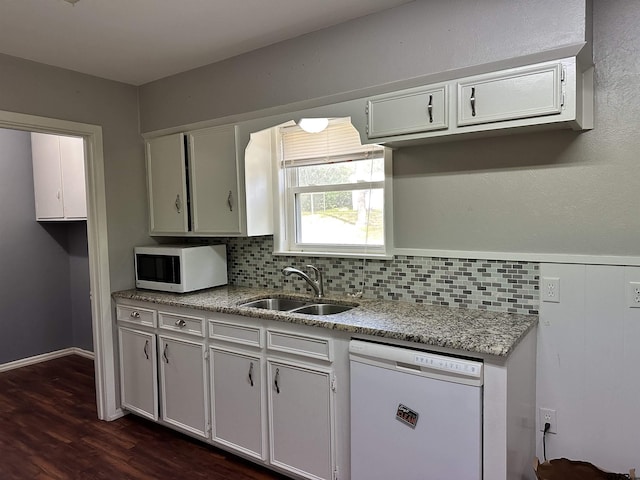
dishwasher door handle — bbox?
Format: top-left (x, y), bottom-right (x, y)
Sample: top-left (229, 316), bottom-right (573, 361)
top-left (395, 362), bottom-right (422, 373)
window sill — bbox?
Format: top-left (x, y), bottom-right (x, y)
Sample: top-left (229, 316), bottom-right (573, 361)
top-left (272, 250), bottom-right (394, 260)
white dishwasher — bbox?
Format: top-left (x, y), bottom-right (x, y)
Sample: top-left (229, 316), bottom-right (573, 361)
top-left (349, 339), bottom-right (483, 480)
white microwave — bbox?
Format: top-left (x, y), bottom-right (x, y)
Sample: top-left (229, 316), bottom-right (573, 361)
top-left (134, 244), bottom-right (228, 293)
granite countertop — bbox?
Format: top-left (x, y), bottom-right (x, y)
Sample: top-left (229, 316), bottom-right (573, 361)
top-left (112, 286), bottom-right (537, 358)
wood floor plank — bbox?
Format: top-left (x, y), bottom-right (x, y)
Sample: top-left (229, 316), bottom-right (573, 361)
top-left (0, 355), bottom-right (288, 480)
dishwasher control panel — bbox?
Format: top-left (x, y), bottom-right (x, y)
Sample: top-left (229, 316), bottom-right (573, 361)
top-left (349, 339), bottom-right (483, 386)
top-left (413, 353), bottom-right (481, 377)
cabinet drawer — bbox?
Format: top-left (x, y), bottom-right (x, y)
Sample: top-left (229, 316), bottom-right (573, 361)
top-left (159, 311), bottom-right (205, 337)
top-left (209, 320), bottom-right (263, 348)
top-left (367, 85), bottom-right (448, 138)
top-left (117, 304), bottom-right (157, 328)
top-left (267, 330), bottom-right (332, 362)
top-left (457, 63), bottom-right (563, 127)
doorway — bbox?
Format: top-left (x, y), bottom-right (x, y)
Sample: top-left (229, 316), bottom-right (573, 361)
top-left (0, 110), bottom-right (114, 421)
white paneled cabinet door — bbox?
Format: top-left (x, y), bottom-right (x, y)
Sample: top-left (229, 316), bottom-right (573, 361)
top-left (267, 360), bottom-right (334, 480)
top-left (457, 62), bottom-right (563, 127)
top-left (118, 327), bottom-right (158, 421)
top-left (146, 133), bottom-right (188, 234)
top-left (159, 336), bottom-right (209, 438)
top-left (188, 125), bottom-right (241, 235)
top-left (58, 135), bottom-right (87, 219)
top-left (210, 348), bottom-right (264, 459)
top-left (366, 85), bottom-right (448, 138)
top-left (31, 132), bottom-right (64, 219)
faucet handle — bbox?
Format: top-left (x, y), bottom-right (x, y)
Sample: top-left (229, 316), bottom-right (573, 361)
top-left (306, 265), bottom-right (324, 297)
top-left (306, 264), bottom-right (320, 279)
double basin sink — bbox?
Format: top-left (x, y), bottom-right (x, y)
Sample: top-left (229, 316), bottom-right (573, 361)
top-left (239, 297), bottom-right (355, 316)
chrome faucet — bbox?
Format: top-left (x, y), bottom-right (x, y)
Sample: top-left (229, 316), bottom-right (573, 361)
top-left (282, 265), bottom-right (324, 298)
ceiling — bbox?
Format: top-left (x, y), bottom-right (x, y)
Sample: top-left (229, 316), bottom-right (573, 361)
top-left (0, 0), bottom-right (412, 86)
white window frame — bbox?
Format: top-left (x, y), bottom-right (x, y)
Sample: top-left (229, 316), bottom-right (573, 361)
top-left (273, 120), bottom-right (394, 259)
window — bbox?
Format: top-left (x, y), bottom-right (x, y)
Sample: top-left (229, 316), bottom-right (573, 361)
top-left (274, 118), bottom-right (393, 257)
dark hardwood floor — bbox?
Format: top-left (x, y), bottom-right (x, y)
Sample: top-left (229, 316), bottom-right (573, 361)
top-left (0, 355), bottom-right (288, 479)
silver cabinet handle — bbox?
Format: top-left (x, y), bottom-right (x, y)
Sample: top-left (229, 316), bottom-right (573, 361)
top-left (130, 311), bottom-right (141, 319)
top-left (175, 194), bottom-right (182, 213)
top-left (427, 94), bottom-right (433, 123)
top-left (163, 343), bottom-right (169, 364)
top-left (227, 190), bottom-right (233, 212)
top-left (143, 340), bottom-right (149, 360)
top-left (248, 362), bottom-right (254, 387)
top-left (470, 87), bottom-right (476, 117)
top-left (274, 368), bottom-right (280, 394)
top-left (175, 319), bottom-right (187, 328)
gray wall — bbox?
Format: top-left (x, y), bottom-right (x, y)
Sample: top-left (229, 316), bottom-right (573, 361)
top-left (0, 53), bottom-right (146, 292)
top-left (393, 0), bottom-right (639, 256)
top-left (139, 0), bottom-right (589, 133)
top-left (133, 0), bottom-right (640, 260)
top-left (68, 221), bottom-right (92, 351)
top-left (0, 129), bottom-right (72, 363)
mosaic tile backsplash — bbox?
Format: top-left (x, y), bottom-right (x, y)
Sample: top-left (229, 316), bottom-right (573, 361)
top-left (223, 236), bottom-right (539, 315)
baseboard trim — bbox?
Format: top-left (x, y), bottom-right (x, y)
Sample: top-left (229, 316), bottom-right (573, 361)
top-left (0, 347), bottom-right (95, 373)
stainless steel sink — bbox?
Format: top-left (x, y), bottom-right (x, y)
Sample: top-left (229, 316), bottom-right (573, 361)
top-left (239, 297), bottom-right (355, 315)
top-left (240, 298), bottom-right (310, 311)
top-left (289, 303), bottom-right (354, 315)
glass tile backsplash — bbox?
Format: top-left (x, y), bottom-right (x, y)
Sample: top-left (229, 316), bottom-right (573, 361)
top-left (223, 236), bottom-right (539, 315)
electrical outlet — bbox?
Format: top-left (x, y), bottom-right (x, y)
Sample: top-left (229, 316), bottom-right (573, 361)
top-left (539, 407), bottom-right (557, 434)
top-left (628, 282), bottom-right (640, 308)
top-left (541, 277), bottom-right (560, 303)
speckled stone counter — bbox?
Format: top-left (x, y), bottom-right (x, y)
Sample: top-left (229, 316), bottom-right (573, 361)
top-left (112, 286), bottom-right (537, 358)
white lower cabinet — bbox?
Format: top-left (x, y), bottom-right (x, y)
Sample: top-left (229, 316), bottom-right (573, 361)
top-left (118, 326), bottom-right (158, 421)
top-left (267, 360), bottom-right (334, 480)
top-left (117, 302), bottom-right (342, 480)
top-left (159, 335), bottom-right (209, 438)
top-left (210, 347), bottom-right (265, 460)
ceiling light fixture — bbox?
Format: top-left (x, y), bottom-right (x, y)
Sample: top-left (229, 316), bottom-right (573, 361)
top-left (298, 118), bottom-right (329, 134)
top-left (63, 0), bottom-right (81, 5)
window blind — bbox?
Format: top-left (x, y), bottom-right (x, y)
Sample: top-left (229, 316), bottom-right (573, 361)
top-left (281, 118), bottom-right (384, 168)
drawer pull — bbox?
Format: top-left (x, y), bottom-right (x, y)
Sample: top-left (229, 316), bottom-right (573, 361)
top-left (427, 94), bottom-right (433, 123)
top-left (163, 344), bottom-right (169, 364)
top-left (248, 362), bottom-right (254, 387)
top-left (143, 340), bottom-right (149, 360)
top-left (175, 194), bottom-right (182, 213)
top-left (175, 319), bottom-right (187, 328)
top-left (274, 368), bottom-right (280, 394)
top-left (130, 311), bottom-right (141, 319)
top-left (470, 86), bottom-right (476, 117)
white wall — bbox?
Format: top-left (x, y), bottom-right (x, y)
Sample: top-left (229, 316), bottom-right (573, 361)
top-left (537, 263), bottom-right (640, 472)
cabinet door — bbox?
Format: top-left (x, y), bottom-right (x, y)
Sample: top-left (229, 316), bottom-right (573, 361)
top-left (59, 135), bottom-right (87, 219)
top-left (31, 132), bottom-right (64, 219)
top-left (188, 125), bottom-right (241, 234)
top-left (118, 327), bottom-right (158, 421)
top-left (367, 85), bottom-right (448, 138)
top-left (457, 63), bottom-right (563, 127)
top-left (159, 336), bottom-right (208, 438)
top-left (267, 360), bottom-right (333, 480)
top-left (211, 348), bottom-right (264, 459)
top-left (146, 134), bottom-right (189, 234)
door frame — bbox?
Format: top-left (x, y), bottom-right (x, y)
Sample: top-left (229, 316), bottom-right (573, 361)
top-left (0, 109), bottom-right (116, 420)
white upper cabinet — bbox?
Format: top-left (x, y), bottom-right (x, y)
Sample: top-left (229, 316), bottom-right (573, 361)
top-left (457, 63), bottom-right (563, 126)
top-left (364, 56), bottom-right (593, 145)
top-left (189, 125), bottom-right (241, 234)
top-left (31, 132), bottom-right (86, 220)
top-left (145, 124), bottom-right (273, 237)
top-left (146, 133), bottom-right (189, 234)
top-left (366, 85), bottom-right (448, 138)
